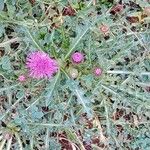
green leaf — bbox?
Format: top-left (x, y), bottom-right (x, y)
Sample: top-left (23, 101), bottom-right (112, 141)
top-left (16, 90), bottom-right (25, 99)
top-left (0, 0), bottom-right (4, 11)
top-left (6, 5), bottom-right (16, 18)
top-left (68, 80), bottom-right (93, 118)
top-left (0, 24), bottom-right (5, 37)
top-left (1, 56), bottom-right (12, 71)
top-left (54, 111), bottom-right (63, 122)
top-left (30, 106), bottom-right (44, 119)
top-left (45, 71), bottom-right (60, 106)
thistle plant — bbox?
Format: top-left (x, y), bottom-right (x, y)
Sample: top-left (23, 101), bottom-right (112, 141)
top-left (0, 0), bottom-right (150, 149)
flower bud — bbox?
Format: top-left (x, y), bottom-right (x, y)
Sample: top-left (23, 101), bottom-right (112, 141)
top-left (69, 68), bottom-right (78, 79)
top-left (71, 52), bottom-right (84, 64)
top-left (100, 25), bottom-right (109, 33)
top-left (18, 75), bottom-right (26, 82)
top-left (93, 67), bottom-right (102, 76)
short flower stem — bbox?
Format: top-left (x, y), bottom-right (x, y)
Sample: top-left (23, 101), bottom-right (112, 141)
top-left (60, 68), bottom-right (70, 79)
top-left (64, 27), bottom-right (90, 61)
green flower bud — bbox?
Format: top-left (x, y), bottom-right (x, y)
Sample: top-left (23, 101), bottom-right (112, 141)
top-left (69, 68), bottom-right (78, 79)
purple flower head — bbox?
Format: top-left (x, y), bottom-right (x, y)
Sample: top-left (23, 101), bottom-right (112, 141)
top-left (71, 52), bottom-right (84, 64)
top-left (26, 51), bottom-right (59, 79)
top-left (94, 67), bottom-right (102, 76)
top-left (18, 75), bottom-right (26, 82)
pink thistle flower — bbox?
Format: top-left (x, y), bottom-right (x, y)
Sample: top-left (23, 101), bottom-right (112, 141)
top-left (100, 25), bottom-right (109, 33)
top-left (71, 52), bottom-right (84, 64)
top-left (18, 75), bottom-right (26, 82)
top-left (26, 51), bottom-right (59, 79)
top-left (94, 67), bottom-right (102, 76)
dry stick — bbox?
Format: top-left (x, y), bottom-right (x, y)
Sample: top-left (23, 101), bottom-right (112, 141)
top-left (73, 132), bottom-right (86, 150)
top-left (36, 0), bottom-right (61, 5)
top-left (45, 128), bottom-right (49, 150)
top-left (30, 135), bottom-right (34, 150)
top-left (26, 123), bottom-right (64, 127)
top-left (6, 137), bottom-right (12, 150)
top-left (93, 0), bottom-right (96, 5)
top-left (0, 37), bottom-right (20, 47)
top-left (107, 70), bottom-right (150, 76)
top-left (40, 4), bottom-right (53, 23)
top-left (15, 133), bottom-right (23, 150)
top-left (94, 115), bottom-right (107, 143)
top-left (0, 139), bottom-right (6, 150)
top-left (0, 134), bottom-right (3, 141)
